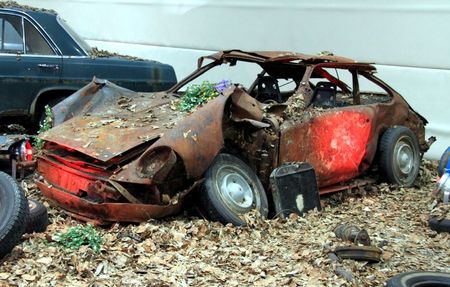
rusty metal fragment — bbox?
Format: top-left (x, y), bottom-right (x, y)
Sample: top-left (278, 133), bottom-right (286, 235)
top-left (334, 246), bottom-right (382, 263)
top-left (334, 224), bottom-right (371, 246)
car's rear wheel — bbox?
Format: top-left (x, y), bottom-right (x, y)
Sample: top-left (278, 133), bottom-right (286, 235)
top-left (378, 126), bottom-right (420, 187)
top-left (0, 172), bottom-right (29, 259)
top-left (199, 153), bottom-right (269, 226)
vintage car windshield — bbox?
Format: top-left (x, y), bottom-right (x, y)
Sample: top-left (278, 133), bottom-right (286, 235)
top-left (173, 58), bottom-right (305, 101)
top-left (56, 16), bottom-right (91, 54)
top-left (176, 60), bottom-right (261, 92)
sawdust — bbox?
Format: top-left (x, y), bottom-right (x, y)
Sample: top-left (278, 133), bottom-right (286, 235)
top-left (0, 160), bottom-right (449, 286)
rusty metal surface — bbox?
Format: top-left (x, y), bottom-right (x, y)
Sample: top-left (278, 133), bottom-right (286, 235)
top-left (36, 154), bottom-right (201, 223)
top-left (148, 89), bottom-right (232, 179)
top-left (280, 109), bottom-right (374, 187)
top-left (36, 180), bottom-right (183, 223)
top-left (279, 67), bottom-right (414, 188)
top-left (334, 246), bottom-right (382, 262)
top-left (334, 224), bottom-right (371, 246)
top-left (41, 80), bottom-right (186, 162)
top-left (199, 50), bottom-right (361, 66)
top-left (318, 178), bottom-right (376, 196)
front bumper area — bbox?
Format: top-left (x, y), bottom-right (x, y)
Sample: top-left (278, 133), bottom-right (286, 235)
top-left (36, 180), bottom-right (182, 223)
top-left (36, 155), bottom-right (185, 224)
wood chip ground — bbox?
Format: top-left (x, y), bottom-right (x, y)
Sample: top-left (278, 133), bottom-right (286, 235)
top-left (1, 161), bottom-right (449, 286)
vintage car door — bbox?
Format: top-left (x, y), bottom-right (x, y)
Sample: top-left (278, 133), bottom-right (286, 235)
top-left (279, 68), bottom-right (374, 188)
top-left (0, 12), bottom-right (62, 119)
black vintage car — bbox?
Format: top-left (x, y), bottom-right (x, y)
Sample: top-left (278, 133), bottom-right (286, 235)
top-left (0, 5), bottom-right (177, 130)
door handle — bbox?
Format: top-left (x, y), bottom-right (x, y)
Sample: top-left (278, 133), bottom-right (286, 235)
top-left (37, 64), bottom-right (60, 71)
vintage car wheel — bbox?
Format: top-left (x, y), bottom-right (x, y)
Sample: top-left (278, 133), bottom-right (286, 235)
top-left (200, 153), bottom-right (269, 226)
top-left (378, 126), bottom-right (420, 187)
top-left (386, 271), bottom-right (450, 287)
top-left (0, 172), bottom-right (29, 259)
top-left (25, 199), bottom-right (49, 234)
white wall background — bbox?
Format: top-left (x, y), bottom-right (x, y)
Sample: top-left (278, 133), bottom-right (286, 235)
top-left (18, 0), bottom-right (450, 159)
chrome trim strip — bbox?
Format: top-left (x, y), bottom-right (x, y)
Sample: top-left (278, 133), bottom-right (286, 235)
top-left (0, 53), bottom-right (89, 59)
top-left (20, 17), bottom-right (25, 54)
top-left (0, 53), bottom-right (62, 58)
top-left (62, 55), bottom-right (89, 59)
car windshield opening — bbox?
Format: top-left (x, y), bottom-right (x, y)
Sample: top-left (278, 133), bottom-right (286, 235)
top-left (175, 59), bottom-right (306, 104)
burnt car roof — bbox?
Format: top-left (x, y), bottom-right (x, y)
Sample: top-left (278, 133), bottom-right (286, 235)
top-left (198, 50), bottom-right (374, 67)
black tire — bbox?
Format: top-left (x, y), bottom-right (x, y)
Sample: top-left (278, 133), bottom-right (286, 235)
top-left (199, 153), bottom-right (269, 226)
top-left (0, 171), bottom-right (29, 259)
top-left (25, 199), bottom-right (48, 234)
top-left (386, 271), bottom-right (450, 287)
top-left (378, 126), bottom-right (420, 187)
top-left (428, 216), bottom-right (450, 233)
top-left (438, 148), bottom-right (450, 177)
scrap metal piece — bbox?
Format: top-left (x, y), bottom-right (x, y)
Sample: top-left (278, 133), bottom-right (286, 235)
top-left (335, 267), bottom-right (354, 282)
top-left (270, 162), bottom-right (321, 218)
top-left (334, 246), bottom-right (382, 262)
top-left (108, 180), bottom-right (141, 204)
top-left (334, 224), bottom-right (371, 246)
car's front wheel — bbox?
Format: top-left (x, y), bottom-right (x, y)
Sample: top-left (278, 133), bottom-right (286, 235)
top-left (199, 153), bottom-right (268, 226)
top-left (378, 126), bottom-right (420, 187)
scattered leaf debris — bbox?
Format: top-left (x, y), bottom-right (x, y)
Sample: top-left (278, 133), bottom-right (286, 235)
top-left (1, 160), bottom-right (449, 286)
top-left (89, 47), bottom-right (147, 62)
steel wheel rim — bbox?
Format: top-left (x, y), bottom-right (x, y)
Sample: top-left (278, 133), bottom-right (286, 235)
top-left (217, 167), bottom-right (254, 210)
top-left (395, 141), bottom-right (414, 175)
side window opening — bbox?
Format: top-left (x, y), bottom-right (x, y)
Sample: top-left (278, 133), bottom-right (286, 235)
top-left (278, 79), bottom-right (297, 94)
top-left (358, 73), bottom-right (392, 104)
top-left (0, 14), bottom-right (24, 53)
top-left (308, 67), bottom-right (392, 108)
top-left (24, 19), bottom-right (54, 55)
top-left (309, 67), bottom-right (354, 108)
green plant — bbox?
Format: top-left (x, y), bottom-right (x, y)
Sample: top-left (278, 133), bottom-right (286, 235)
top-left (33, 105), bottom-right (53, 149)
top-left (177, 81), bottom-right (220, 112)
top-left (52, 224), bottom-right (103, 252)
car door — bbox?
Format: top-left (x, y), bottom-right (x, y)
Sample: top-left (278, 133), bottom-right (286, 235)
top-left (279, 66), bottom-right (374, 188)
top-left (0, 12), bottom-right (62, 118)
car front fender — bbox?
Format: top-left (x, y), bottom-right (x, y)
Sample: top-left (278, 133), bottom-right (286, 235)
top-left (114, 86), bottom-right (266, 183)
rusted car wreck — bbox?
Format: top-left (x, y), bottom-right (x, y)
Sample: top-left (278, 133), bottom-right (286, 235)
top-left (36, 50), bottom-right (430, 225)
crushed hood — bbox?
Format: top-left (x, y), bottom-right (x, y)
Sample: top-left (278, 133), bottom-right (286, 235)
top-left (40, 79), bottom-right (186, 162)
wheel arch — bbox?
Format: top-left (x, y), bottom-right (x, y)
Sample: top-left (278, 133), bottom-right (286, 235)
top-left (30, 86), bottom-right (79, 123)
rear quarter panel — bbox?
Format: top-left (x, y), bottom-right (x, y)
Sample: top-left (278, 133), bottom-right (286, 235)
top-left (279, 100), bottom-right (410, 187)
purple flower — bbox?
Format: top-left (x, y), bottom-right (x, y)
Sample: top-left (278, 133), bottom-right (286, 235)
top-left (214, 79), bottom-right (231, 93)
